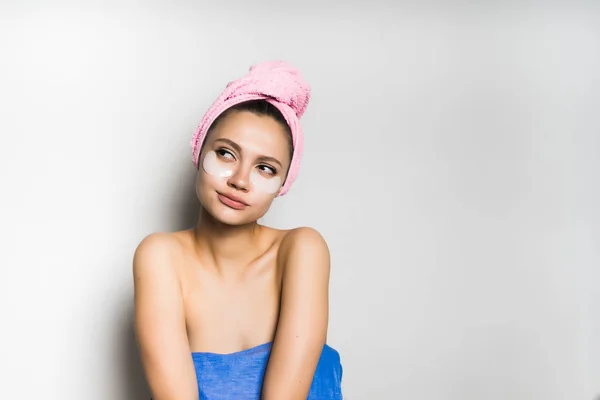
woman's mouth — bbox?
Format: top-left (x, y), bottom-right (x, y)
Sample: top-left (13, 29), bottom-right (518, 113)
top-left (217, 192), bottom-right (248, 210)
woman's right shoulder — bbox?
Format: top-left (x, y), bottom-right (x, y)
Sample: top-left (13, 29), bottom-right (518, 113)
top-left (132, 232), bottom-right (184, 278)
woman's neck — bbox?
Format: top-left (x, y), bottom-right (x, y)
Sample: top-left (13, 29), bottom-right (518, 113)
top-left (193, 207), bottom-right (265, 273)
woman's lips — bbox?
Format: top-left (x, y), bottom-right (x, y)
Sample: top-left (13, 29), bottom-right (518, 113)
top-left (217, 192), bottom-right (248, 210)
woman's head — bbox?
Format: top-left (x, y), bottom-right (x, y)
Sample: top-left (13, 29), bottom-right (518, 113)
top-left (190, 60), bottom-right (310, 225)
top-left (195, 100), bottom-right (293, 226)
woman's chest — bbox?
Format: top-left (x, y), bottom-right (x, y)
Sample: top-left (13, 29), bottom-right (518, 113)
top-left (181, 262), bottom-right (282, 353)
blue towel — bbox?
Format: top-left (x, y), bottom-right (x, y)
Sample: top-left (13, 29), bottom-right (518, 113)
top-left (191, 342), bottom-right (343, 399)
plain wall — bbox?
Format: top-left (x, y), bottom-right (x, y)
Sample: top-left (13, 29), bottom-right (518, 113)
top-left (0, 1), bottom-right (598, 399)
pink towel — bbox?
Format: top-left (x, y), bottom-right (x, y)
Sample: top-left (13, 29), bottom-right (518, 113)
top-left (190, 61), bottom-right (311, 197)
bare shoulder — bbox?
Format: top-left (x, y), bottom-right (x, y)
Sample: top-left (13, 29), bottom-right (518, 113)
top-left (133, 232), bottom-right (184, 278)
top-left (278, 227), bottom-right (330, 271)
top-left (280, 226), bottom-right (329, 250)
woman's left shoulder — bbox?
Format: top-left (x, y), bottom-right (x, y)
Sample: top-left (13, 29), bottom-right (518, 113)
top-left (278, 227), bottom-right (330, 264)
top-left (281, 226), bottom-right (328, 247)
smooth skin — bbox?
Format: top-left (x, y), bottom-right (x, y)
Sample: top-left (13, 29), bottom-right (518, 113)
top-left (133, 110), bottom-right (330, 400)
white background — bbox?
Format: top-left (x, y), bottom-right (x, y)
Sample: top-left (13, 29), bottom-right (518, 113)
top-left (0, 1), bottom-right (598, 399)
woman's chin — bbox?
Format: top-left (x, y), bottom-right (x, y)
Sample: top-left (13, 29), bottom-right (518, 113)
top-left (203, 203), bottom-right (256, 226)
top-left (218, 215), bottom-right (253, 227)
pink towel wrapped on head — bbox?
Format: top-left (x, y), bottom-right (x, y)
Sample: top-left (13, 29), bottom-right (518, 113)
top-left (190, 61), bottom-right (311, 197)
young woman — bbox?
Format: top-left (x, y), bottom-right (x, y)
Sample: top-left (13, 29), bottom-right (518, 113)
top-left (133, 61), bottom-right (343, 400)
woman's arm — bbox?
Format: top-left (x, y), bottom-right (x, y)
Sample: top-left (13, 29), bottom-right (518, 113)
top-left (261, 227), bottom-right (331, 400)
top-left (133, 233), bottom-right (199, 400)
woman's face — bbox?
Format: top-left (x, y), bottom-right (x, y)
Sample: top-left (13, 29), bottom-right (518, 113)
top-left (196, 110), bottom-right (292, 226)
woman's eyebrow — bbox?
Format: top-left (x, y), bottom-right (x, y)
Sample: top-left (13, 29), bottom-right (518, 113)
top-left (214, 138), bottom-right (242, 153)
top-left (257, 155), bottom-right (282, 168)
top-left (214, 138), bottom-right (283, 168)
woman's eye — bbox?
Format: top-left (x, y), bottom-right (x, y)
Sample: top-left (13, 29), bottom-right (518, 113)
top-left (258, 165), bottom-right (276, 176)
top-left (216, 149), bottom-right (235, 160)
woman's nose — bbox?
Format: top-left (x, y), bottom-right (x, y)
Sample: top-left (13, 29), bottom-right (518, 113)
top-left (227, 165), bottom-right (250, 192)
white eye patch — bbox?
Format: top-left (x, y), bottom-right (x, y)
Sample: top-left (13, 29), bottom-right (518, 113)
top-left (202, 151), bottom-right (233, 178)
top-left (250, 170), bottom-right (281, 195)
